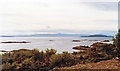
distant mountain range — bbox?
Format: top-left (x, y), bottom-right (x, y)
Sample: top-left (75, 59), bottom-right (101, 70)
top-left (0, 34), bottom-right (113, 37)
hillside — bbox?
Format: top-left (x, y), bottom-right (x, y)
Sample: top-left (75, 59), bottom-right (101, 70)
top-left (54, 58), bottom-right (119, 69)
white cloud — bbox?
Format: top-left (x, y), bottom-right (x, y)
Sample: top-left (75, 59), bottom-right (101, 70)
top-left (0, 0), bottom-right (118, 35)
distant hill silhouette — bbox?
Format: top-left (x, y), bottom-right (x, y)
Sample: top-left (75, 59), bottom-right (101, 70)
top-left (81, 34), bottom-right (113, 37)
top-left (0, 34), bottom-right (113, 37)
top-left (0, 34), bottom-right (87, 37)
top-left (0, 36), bottom-right (14, 37)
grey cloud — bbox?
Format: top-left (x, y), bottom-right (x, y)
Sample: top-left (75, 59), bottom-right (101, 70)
top-left (84, 2), bottom-right (118, 11)
top-left (97, 20), bottom-right (118, 23)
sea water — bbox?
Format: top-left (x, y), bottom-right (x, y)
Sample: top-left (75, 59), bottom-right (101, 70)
top-left (0, 37), bottom-right (112, 53)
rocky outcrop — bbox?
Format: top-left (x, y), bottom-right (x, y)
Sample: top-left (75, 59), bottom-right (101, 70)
top-left (72, 46), bottom-right (89, 50)
top-left (72, 40), bottom-right (80, 42)
top-left (102, 40), bottom-right (110, 42)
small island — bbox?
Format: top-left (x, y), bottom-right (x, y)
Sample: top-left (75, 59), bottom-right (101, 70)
top-left (72, 40), bottom-right (80, 42)
top-left (81, 34), bottom-right (113, 37)
top-left (0, 41), bottom-right (30, 43)
top-left (72, 46), bottom-right (89, 50)
top-left (102, 40), bottom-right (110, 42)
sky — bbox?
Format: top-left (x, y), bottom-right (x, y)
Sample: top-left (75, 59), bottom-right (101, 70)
top-left (0, 0), bottom-right (119, 36)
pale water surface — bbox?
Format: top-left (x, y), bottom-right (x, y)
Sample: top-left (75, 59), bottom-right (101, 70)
top-left (0, 37), bottom-right (112, 53)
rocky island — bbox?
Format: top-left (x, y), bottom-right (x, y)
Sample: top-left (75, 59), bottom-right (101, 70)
top-left (81, 34), bottom-right (113, 37)
top-left (0, 41), bottom-right (30, 43)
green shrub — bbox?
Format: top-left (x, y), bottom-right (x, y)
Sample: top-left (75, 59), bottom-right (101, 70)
top-left (11, 61), bottom-right (17, 69)
top-left (83, 42), bottom-right (118, 63)
top-left (20, 58), bottom-right (48, 70)
top-left (2, 48), bottom-right (57, 70)
top-left (49, 51), bottom-right (76, 69)
top-left (45, 48), bottom-right (57, 58)
top-left (90, 42), bottom-right (117, 58)
top-left (112, 29), bottom-right (120, 58)
top-left (2, 62), bottom-right (12, 69)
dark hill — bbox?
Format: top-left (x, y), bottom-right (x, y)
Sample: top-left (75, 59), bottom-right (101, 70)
top-left (81, 34), bottom-right (112, 37)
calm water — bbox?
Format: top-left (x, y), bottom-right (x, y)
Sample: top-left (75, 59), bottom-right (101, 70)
top-left (0, 37), bottom-right (112, 53)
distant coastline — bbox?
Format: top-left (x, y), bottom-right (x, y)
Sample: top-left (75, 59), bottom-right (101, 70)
top-left (80, 34), bottom-right (113, 37)
top-left (0, 34), bottom-right (113, 37)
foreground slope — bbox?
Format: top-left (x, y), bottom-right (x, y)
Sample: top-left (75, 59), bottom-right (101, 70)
top-left (54, 58), bottom-right (119, 69)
